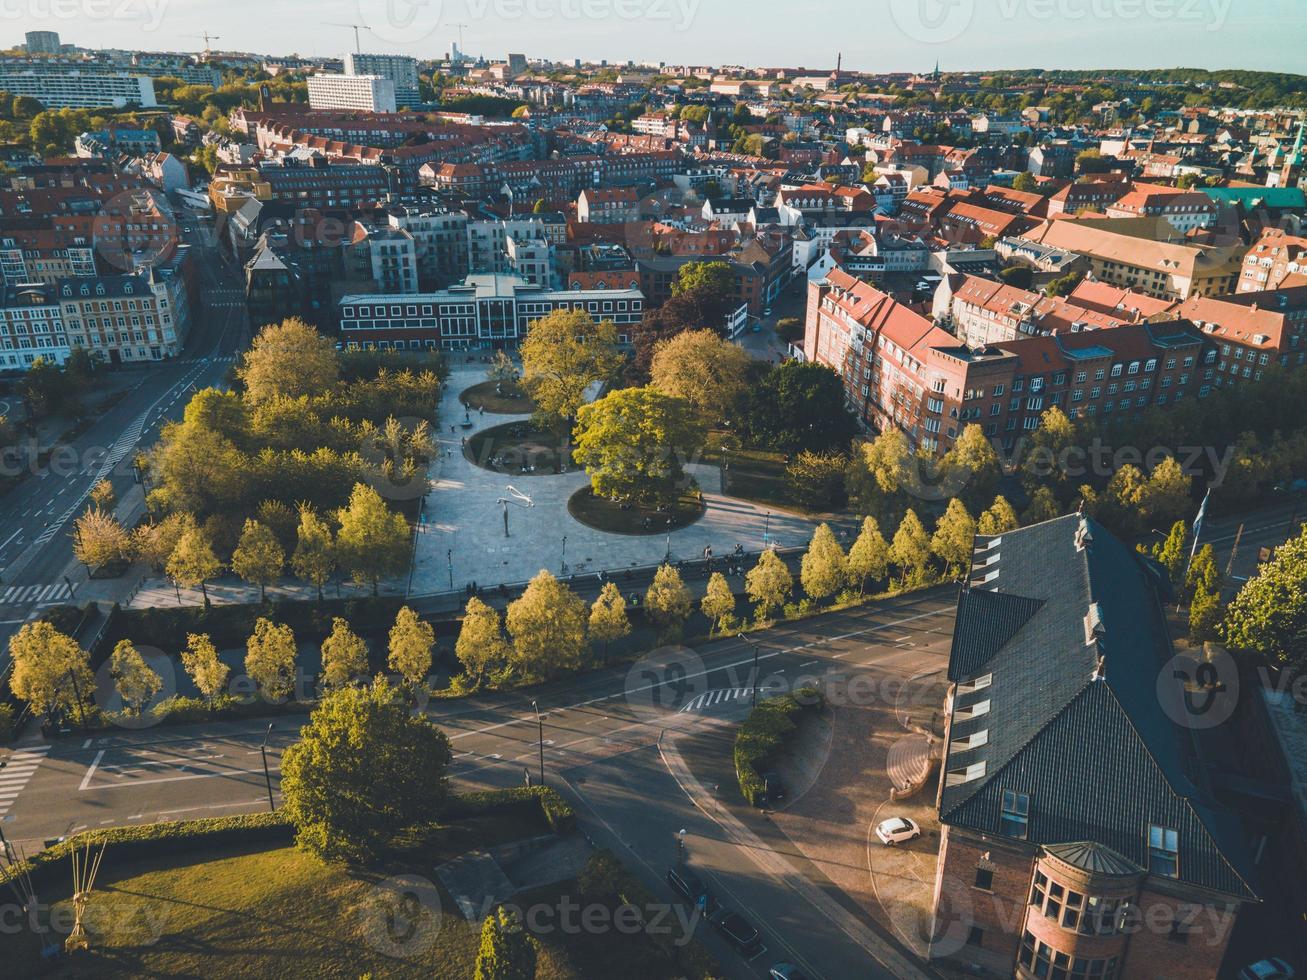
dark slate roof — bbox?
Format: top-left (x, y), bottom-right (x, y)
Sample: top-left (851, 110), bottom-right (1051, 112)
top-left (1044, 841), bottom-right (1142, 877)
top-left (939, 513), bottom-right (1258, 901)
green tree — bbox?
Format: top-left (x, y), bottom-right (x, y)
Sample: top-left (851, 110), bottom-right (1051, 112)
top-left (1189, 581), bottom-right (1223, 644)
top-left (942, 424), bottom-right (1000, 510)
top-left (231, 519), bottom-right (285, 602)
top-left (649, 328), bottom-right (751, 421)
top-left (388, 606), bottom-right (434, 688)
top-left (8, 622), bottom-right (93, 722)
top-left (785, 450), bottom-right (849, 512)
top-left (800, 523), bottom-right (848, 602)
top-left (238, 318), bottom-right (339, 404)
top-left (746, 549), bottom-right (792, 620)
top-left (1022, 486), bottom-right (1061, 525)
top-left (291, 505), bottom-right (335, 600)
top-left (335, 483), bottom-right (410, 595)
top-left (507, 570), bottom-right (589, 679)
top-left (573, 386), bottom-right (706, 506)
top-left (109, 640), bottom-right (162, 716)
top-left (672, 259), bottom-right (733, 304)
top-left (475, 904), bottom-right (538, 980)
top-left (890, 509), bottom-right (932, 586)
top-left (519, 308), bottom-right (623, 429)
top-left (1141, 456), bottom-right (1192, 529)
top-left (181, 633), bottom-right (230, 708)
top-left (280, 679), bottom-right (452, 864)
top-left (1187, 543), bottom-right (1222, 596)
top-left (846, 428), bottom-right (912, 525)
top-left (320, 617), bottom-right (368, 690)
top-left (89, 479), bottom-right (115, 511)
top-left (588, 582), bottom-right (631, 660)
top-left (978, 495), bottom-right (1020, 535)
top-left (245, 617), bottom-right (298, 700)
top-left (847, 515), bottom-right (890, 595)
top-left (1221, 527), bottom-right (1307, 672)
top-left (166, 523), bottom-right (222, 603)
top-left (133, 512), bottom-right (195, 571)
top-left (73, 507), bottom-right (131, 570)
top-left (1012, 171), bottom-right (1037, 192)
top-left (701, 572), bottom-right (736, 634)
top-left (1149, 520), bottom-right (1190, 589)
top-left (456, 598), bottom-right (509, 685)
top-left (645, 563), bottom-right (693, 641)
top-left (1021, 406), bottom-right (1078, 499)
top-left (742, 361), bottom-right (857, 454)
top-left (931, 499), bottom-right (977, 578)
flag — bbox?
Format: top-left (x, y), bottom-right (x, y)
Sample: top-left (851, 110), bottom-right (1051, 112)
top-left (1190, 488), bottom-right (1210, 559)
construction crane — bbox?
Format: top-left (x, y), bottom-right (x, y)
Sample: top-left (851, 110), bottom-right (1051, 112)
top-left (326, 21), bottom-right (370, 54)
top-left (450, 23), bottom-right (469, 57)
top-left (185, 32), bottom-right (221, 55)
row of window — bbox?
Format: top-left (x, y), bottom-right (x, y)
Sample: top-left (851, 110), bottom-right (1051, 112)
top-left (1018, 930), bottom-right (1119, 980)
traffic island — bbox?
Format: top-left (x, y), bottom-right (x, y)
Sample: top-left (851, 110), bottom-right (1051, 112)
top-left (465, 421), bottom-right (571, 475)
top-left (567, 485), bottom-right (705, 536)
top-left (459, 379), bottom-right (535, 415)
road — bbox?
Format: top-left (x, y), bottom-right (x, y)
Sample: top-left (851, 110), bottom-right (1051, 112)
top-left (0, 214), bottom-right (247, 668)
top-left (1, 587), bottom-right (959, 979)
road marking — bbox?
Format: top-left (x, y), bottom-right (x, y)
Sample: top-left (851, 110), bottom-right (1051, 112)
top-left (78, 749), bottom-right (105, 792)
top-left (0, 744), bottom-right (51, 816)
top-left (444, 603), bottom-right (954, 742)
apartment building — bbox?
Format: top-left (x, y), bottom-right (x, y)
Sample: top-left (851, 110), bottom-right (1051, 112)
top-left (1237, 227), bottom-right (1307, 293)
top-left (1171, 286), bottom-right (1307, 382)
top-left (577, 187), bottom-right (640, 224)
top-left (806, 270), bottom-right (1214, 453)
top-left (337, 272), bottom-right (645, 350)
top-left (344, 52), bottom-right (420, 108)
top-left (1018, 218), bottom-right (1241, 300)
top-left (306, 73), bottom-right (397, 113)
top-left (0, 282), bottom-right (71, 372)
top-left (931, 514), bottom-right (1257, 980)
top-left (255, 157), bottom-right (396, 210)
top-left (55, 259), bottom-right (192, 364)
top-left (0, 219), bottom-right (97, 286)
top-left (939, 274), bottom-right (1145, 347)
top-left (0, 66), bottom-right (155, 109)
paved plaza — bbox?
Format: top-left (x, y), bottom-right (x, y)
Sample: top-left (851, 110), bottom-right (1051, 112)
top-left (409, 360), bottom-right (835, 594)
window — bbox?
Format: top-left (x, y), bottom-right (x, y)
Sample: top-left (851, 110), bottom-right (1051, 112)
top-left (1148, 825), bottom-right (1179, 876)
top-left (974, 866), bottom-right (994, 890)
top-left (1001, 789), bottom-right (1030, 838)
top-left (966, 925), bottom-right (984, 947)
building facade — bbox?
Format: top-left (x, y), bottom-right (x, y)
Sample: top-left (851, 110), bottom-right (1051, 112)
top-left (306, 73), bottom-right (397, 113)
top-left (344, 52), bottom-right (420, 108)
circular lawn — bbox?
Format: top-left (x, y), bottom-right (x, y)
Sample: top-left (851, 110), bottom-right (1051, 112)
top-left (465, 421), bottom-right (571, 476)
top-left (568, 485), bottom-right (705, 535)
top-left (459, 380), bottom-right (535, 415)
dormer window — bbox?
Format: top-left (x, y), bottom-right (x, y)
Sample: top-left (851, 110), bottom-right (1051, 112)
top-left (956, 698), bottom-right (990, 720)
top-left (1148, 824), bottom-right (1179, 877)
top-left (1000, 790), bottom-right (1030, 838)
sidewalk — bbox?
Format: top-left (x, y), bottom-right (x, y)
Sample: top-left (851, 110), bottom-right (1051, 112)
top-left (658, 730), bottom-right (938, 980)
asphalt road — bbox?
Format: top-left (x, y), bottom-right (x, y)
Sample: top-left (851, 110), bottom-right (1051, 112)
top-left (2, 587), bottom-right (959, 979)
top-left (0, 215), bottom-right (247, 667)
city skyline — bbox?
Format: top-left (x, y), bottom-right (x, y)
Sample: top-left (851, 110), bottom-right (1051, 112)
top-left (6, 0), bottom-right (1307, 74)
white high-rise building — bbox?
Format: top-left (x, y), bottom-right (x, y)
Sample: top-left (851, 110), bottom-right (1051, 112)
top-left (306, 73), bottom-right (397, 113)
top-left (344, 52), bottom-right (420, 108)
top-left (0, 67), bottom-right (154, 108)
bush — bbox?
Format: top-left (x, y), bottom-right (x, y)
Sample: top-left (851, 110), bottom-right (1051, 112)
top-left (734, 688), bottom-right (824, 806)
top-left (445, 785), bottom-right (576, 835)
top-left (0, 701), bottom-right (14, 741)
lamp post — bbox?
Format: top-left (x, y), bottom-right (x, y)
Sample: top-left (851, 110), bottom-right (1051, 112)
top-left (447, 548), bottom-right (454, 590)
top-left (260, 723), bottom-right (276, 811)
top-left (737, 633), bottom-right (760, 707)
top-left (66, 668), bottom-right (87, 729)
top-left (560, 535), bottom-right (567, 575)
top-left (676, 827), bottom-right (687, 862)
top-left (530, 700), bottom-right (545, 786)
top-left (763, 510), bottom-right (771, 547)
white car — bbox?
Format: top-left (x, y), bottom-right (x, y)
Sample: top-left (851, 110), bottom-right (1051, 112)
top-left (875, 816), bottom-right (921, 846)
top-left (1239, 958), bottom-right (1295, 980)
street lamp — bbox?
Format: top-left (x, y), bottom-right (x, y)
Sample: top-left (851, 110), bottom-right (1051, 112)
top-left (260, 723), bottom-right (276, 812)
top-left (530, 700), bottom-right (545, 787)
top-left (560, 534), bottom-right (567, 575)
top-left (676, 827), bottom-right (687, 862)
top-left (737, 633), bottom-right (761, 707)
top-left (447, 548), bottom-right (454, 590)
top-left (763, 510), bottom-right (772, 547)
top-left (65, 668), bottom-right (87, 729)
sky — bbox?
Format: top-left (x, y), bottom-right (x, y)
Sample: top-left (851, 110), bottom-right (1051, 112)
top-left (8, 0), bottom-right (1307, 74)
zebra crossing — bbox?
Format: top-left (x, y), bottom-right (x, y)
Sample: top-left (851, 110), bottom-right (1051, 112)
top-left (0, 744), bottom-right (51, 818)
top-left (0, 583), bottom-right (73, 605)
top-left (678, 688), bottom-right (756, 713)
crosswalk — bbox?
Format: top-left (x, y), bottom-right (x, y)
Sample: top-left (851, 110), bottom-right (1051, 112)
top-left (0, 744), bottom-right (51, 818)
top-left (0, 583), bottom-right (73, 605)
top-left (679, 688), bottom-right (756, 713)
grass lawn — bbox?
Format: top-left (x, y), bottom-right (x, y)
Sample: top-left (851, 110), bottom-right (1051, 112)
top-left (460, 379), bottom-right (535, 414)
top-left (466, 421), bottom-right (572, 476)
top-left (568, 485), bottom-right (704, 535)
top-left (701, 441), bottom-right (804, 513)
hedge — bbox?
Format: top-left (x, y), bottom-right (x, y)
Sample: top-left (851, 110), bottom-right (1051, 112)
top-left (734, 687), bottom-right (824, 807)
top-left (445, 785), bottom-right (576, 835)
top-left (0, 811), bottom-right (292, 894)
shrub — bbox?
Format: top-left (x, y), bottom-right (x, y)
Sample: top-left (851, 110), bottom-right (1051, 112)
top-left (734, 688), bottom-right (824, 807)
top-left (445, 785), bottom-right (576, 834)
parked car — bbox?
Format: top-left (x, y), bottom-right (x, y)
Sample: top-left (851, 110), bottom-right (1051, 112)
top-left (666, 866), bottom-right (717, 914)
top-left (711, 908), bottom-right (764, 957)
top-left (874, 816), bottom-right (921, 846)
top-left (1239, 958), bottom-right (1295, 980)
top-left (770, 963), bottom-right (810, 980)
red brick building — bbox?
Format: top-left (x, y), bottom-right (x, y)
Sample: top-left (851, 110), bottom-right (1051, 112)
top-left (931, 515), bottom-right (1259, 980)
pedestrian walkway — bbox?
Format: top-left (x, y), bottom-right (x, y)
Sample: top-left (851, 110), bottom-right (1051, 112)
top-left (0, 744), bottom-right (51, 820)
top-left (0, 582), bottom-right (72, 605)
